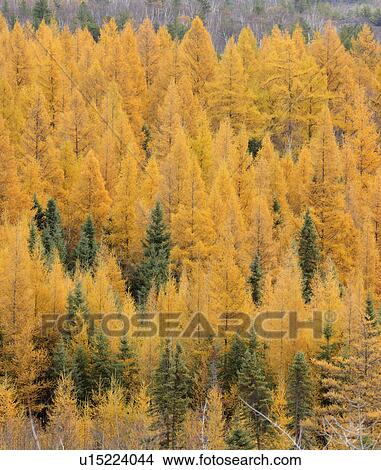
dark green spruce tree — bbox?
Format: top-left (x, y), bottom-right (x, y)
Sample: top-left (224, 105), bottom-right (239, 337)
top-left (41, 227), bottom-right (54, 265)
top-left (133, 201), bottom-right (171, 306)
top-left (67, 282), bottom-right (89, 319)
top-left (196, 0), bottom-right (211, 21)
top-left (74, 216), bottom-right (98, 273)
top-left (72, 345), bottom-right (92, 404)
top-left (32, 0), bottom-right (51, 29)
top-left (226, 428), bottom-right (253, 450)
top-left (64, 282), bottom-right (89, 340)
top-left (221, 333), bottom-right (247, 391)
top-left (298, 209), bottom-right (320, 303)
top-left (272, 198), bottom-right (283, 231)
top-left (45, 199), bottom-right (66, 263)
top-left (30, 197), bottom-right (67, 266)
top-left (166, 343), bottom-right (192, 449)
top-left (238, 348), bottom-right (272, 449)
top-left (152, 342), bottom-right (192, 449)
top-left (286, 352), bottom-right (313, 447)
top-left (28, 222), bottom-right (38, 255)
top-left (365, 294), bottom-right (378, 334)
top-left (117, 335), bottom-right (139, 401)
top-left (152, 341), bottom-right (171, 447)
top-left (91, 331), bottom-right (118, 393)
top-left (76, 0), bottom-right (99, 40)
top-left (50, 338), bottom-right (69, 381)
top-left (32, 194), bottom-right (46, 231)
top-left (317, 323), bottom-right (339, 362)
top-left (248, 251), bottom-right (264, 307)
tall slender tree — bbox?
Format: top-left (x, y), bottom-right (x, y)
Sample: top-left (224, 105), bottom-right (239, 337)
top-left (238, 348), bottom-right (272, 449)
top-left (248, 251), bottom-right (264, 307)
top-left (74, 216), bottom-right (98, 273)
top-left (287, 352), bottom-right (313, 447)
top-left (298, 210), bottom-right (320, 303)
top-left (152, 342), bottom-right (192, 449)
top-left (133, 202), bottom-right (171, 306)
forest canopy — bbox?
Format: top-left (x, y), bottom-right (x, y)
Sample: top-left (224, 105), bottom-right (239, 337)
top-left (0, 14), bottom-right (381, 450)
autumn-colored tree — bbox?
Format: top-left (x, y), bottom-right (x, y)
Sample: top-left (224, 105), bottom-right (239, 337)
top-left (310, 22), bottom-right (356, 131)
top-left (257, 26), bottom-right (327, 151)
top-left (208, 37), bottom-right (260, 133)
top-left (108, 156), bottom-right (141, 262)
top-left (0, 379), bottom-right (29, 449)
top-left (352, 24), bottom-right (381, 71)
top-left (313, 306), bottom-right (381, 449)
top-left (137, 18), bottom-right (159, 89)
top-left (0, 117), bottom-right (28, 220)
top-left (309, 107), bottom-right (358, 276)
top-left (0, 16), bottom-right (380, 451)
top-left (179, 17), bottom-right (217, 103)
top-left (346, 87), bottom-right (380, 179)
top-left (45, 375), bottom-right (81, 449)
top-left (204, 387), bottom-right (226, 449)
top-left (119, 22), bottom-right (146, 135)
top-left (71, 150), bottom-right (112, 232)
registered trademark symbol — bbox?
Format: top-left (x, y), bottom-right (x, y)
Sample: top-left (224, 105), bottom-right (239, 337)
top-left (324, 311), bottom-right (337, 323)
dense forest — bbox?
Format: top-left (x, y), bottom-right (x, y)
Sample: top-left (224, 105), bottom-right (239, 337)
top-left (0, 13), bottom-right (381, 450)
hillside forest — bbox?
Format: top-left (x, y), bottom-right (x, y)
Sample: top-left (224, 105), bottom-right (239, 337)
top-left (0, 15), bottom-right (381, 450)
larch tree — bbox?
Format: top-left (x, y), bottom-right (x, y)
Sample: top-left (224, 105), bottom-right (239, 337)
top-left (137, 18), bottom-right (160, 89)
top-left (179, 16), bottom-right (217, 103)
top-left (0, 117), bottom-right (27, 221)
top-left (93, 381), bottom-right (128, 449)
top-left (171, 152), bottom-right (215, 269)
top-left (125, 384), bottom-right (157, 449)
top-left (35, 23), bottom-right (63, 128)
top-left (0, 222), bottom-right (34, 329)
top-left (71, 150), bottom-right (112, 233)
top-left (346, 87), bottom-right (380, 179)
top-left (159, 124), bottom-right (192, 223)
top-left (256, 26), bottom-right (327, 151)
top-left (352, 24), bottom-right (381, 71)
top-left (21, 92), bottom-right (50, 186)
top-left (108, 156), bottom-right (141, 263)
top-left (237, 26), bottom-right (257, 87)
top-left (0, 379), bottom-right (28, 449)
top-left (4, 317), bottom-right (48, 413)
top-left (309, 106), bottom-right (358, 276)
top-left (7, 22), bottom-right (34, 88)
top-left (310, 22), bottom-right (356, 131)
top-left (208, 37), bottom-right (259, 133)
top-left (208, 162), bottom-right (246, 261)
top-left (57, 90), bottom-right (93, 160)
top-left (119, 22), bottom-right (147, 135)
top-left (204, 387), bottom-right (226, 449)
top-left (152, 79), bottom-right (182, 159)
top-left (45, 375), bottom-right (81, 450)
